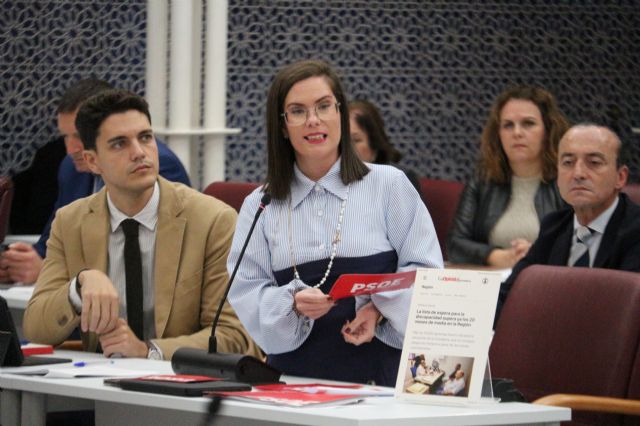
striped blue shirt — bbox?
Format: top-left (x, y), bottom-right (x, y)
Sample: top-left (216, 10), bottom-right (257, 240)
top-left (227, 160), bottom-right (443, 354)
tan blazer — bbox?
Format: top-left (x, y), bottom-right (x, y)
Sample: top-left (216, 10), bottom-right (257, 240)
top-left (24, 177), bottom-right (257, 359)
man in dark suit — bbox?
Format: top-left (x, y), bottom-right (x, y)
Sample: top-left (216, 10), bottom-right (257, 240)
top-left (497, 124), bottom-right (640, 316)
top-left (0, 79), bottom-right (189, 284)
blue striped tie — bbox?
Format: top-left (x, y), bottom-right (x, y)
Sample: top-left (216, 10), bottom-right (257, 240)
top-left (572, 226), bottom-right (593, 268)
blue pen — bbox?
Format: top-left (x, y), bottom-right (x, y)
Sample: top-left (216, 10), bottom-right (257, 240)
top-left (73, 360), bottom-right (115, 367)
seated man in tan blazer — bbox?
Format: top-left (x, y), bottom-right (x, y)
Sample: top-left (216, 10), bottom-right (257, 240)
top-left (24, 89), bottom-right (256, 360)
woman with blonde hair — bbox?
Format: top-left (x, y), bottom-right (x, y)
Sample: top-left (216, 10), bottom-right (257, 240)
top-left (447, 85), bottom-right (569, 267)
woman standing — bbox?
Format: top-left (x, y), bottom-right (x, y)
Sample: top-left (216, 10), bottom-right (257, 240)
top-left (447, 86), bottom-right (569, 267)
top-left (227, 60), bottom-right (442, 385)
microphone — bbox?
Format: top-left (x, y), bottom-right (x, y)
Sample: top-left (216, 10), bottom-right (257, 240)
top-left (209, 193), bottom-right (271, 353)
top-left (172, 193), bottom-right (281, 384)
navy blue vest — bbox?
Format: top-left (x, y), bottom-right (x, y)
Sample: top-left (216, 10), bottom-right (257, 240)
top-left (269, 251), bottom-right (401, 386)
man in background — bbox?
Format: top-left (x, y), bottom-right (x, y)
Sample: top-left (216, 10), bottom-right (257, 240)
top-left (23, 90), bottom-right (254, 359)
top-left (1, 78), bottom-right (189, 284)
top-left (497, 124), bottom-right (640, 317)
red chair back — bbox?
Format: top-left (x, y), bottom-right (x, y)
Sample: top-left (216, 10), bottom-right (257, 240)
top-left (625, 348), bottom-right (640, 426)
top-left (491, 265), bottom-right (640, 425)
top-left (419, 178), bottom-right (464, 259)
top-left (202, 181), bottom-right (260, 212)
top-left (622, 184), bottom-right (640, 205)
top-left (0, 177), bottom-right (14, 243)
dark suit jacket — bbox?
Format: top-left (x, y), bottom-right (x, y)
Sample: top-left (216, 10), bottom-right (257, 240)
top-left (34, 140), bottom-right (190, 257)
top-left (497, 193), bottom-right (640, 319)
top-left (10, 137), bottom-right (67, 234)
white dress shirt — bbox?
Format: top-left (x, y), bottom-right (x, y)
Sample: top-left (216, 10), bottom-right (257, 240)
top-left (69, 182), bottom-right (159, 341)
top-left (570, 196), bottom-right (618, 267)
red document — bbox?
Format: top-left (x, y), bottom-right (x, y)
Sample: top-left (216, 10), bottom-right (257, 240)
top-left (21, 343), bottom-right (54, 356)
top-left (328, 270), bottom-right (417, 300)
top-left (211, 389), bottom-right (364, 407)
top-left (210, 383), bottom-right (392, 407)
top-left (136, 374), bottom-right (223, 383)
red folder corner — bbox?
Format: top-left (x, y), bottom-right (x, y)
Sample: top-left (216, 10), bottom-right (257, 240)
top-left (21, 343), bottom-right (54, 356)
top-left (328, 270), bottom-right (416, 300)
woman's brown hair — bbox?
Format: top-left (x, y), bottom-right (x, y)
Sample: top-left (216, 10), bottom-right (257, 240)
top-left (479, 85), bottom-right (570, 184)
top-left (349, 100), bottom-right (402, 164)
top-left (265, 60), bottom-right (368, 200)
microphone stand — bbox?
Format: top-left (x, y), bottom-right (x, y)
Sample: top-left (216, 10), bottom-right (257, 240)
top-left (172, 194), bottom-right (281, 384)
top-left (208, 193), bottom-right (268, 353)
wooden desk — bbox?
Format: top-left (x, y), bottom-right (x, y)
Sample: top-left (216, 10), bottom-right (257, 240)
top-left (0, 351), bottom-right (571, 426)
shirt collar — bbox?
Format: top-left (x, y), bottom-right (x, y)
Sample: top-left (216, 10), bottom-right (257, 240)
top-left (107, 181), bottom-right (160, 232)
top-left (290, 158), bottom-right (348, 208)
top-left (572, 194), bottom-right (619, 235)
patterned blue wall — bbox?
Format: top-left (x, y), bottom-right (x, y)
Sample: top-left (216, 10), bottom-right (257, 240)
top-left (1, 1), bottom-right (639, 184)
top-left (225, 1), bottom-right (640, 183)
top-left (0, 0), bottom-right (146, 176)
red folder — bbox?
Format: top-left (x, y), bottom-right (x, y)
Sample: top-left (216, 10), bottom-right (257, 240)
top-left (328, 270), bottom-right (416, 300)
top-left (21, 343), bottom-right (54, 356)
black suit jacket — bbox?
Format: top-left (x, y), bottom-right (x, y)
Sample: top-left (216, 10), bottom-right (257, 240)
top-left (10, 137), bottom-right (67, 234)
top-left (497, 193), bottom-right (640, 319)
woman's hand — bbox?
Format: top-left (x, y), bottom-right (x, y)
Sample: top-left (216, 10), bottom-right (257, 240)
top-left (293, 288), bottom-right (335, 319)
top-left (486, 240), bottom-right (531, 269)
top-left (510, 238), bottom-right (532, 261)
top-left (342, 302), bottom-right (380, 346)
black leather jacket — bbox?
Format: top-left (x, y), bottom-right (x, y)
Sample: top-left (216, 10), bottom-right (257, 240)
top-left (446, 176), bottom-right (565, 264)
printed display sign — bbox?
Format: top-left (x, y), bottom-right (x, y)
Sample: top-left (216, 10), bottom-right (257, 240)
top-left (395, 268), bottom-right (501, 405)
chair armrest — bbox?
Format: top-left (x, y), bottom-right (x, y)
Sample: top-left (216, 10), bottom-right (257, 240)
top-left (534, 394), bottom-right (640, 416)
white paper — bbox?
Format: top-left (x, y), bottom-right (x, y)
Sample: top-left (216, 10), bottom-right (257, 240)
top-left (294, 386), bottom-right (394, 396)
top-left (395, 268), bottom-right (501, 405)
top-left (5, 363), bottom-right (157, 379)
top-left (44, 366), bottom-right (156, 378)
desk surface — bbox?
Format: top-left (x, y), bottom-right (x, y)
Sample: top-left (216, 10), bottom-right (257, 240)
top-left (1, 234), bottom-right (39, 303)
top-left (4, 234), bottom-right (40, 245)
top-left (0, 351), bottom-right (570, 426)
top-left (0, 284), bottom-right (34, 309)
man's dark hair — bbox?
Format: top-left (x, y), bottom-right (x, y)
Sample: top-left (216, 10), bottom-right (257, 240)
top-left (75, 89), bottom-right (152, 151)
top-left (606, 111), bottom-right (632, 169)
top-left (57, 78), bottom-right (113, 114)
top-left (616, 130), bottom-right (630, 169)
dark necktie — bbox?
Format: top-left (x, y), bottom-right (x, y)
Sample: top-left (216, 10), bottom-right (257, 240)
top-left (572, 226), bottom-right (593, 268)
top-left (121, 219), bottom-right (144, 340)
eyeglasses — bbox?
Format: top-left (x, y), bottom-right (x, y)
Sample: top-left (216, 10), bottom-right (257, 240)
top-left (281, 101), bottom-right (340, 126)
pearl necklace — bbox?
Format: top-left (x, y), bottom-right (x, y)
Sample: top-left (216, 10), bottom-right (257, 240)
top-left (288, 185), bottom-right (350, 289)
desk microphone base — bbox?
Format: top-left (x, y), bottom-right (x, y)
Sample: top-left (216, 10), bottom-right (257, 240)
top-left (172, 347), bottom-right (281, 385)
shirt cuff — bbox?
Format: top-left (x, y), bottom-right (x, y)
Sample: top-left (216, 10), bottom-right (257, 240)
top-left (68, 278), bottom-right (82, 313)
top-left (287, 279), bottom-right (315, 345)
top-left (147, 340), bottom-right (164, 360)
